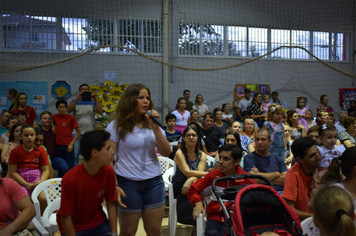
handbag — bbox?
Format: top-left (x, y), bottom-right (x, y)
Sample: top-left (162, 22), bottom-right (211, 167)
top-left (176, 195), bottom-right (196, 225)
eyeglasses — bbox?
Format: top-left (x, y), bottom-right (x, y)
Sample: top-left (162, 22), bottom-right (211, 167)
top-left (185, 134), bottom-right (197, 138)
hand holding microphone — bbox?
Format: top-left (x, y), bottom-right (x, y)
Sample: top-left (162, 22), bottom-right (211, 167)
top-left (146, 110), bottom-right (167, 130)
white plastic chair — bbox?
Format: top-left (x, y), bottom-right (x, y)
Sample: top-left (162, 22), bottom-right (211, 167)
top-left (31, 178), bottom-right (62, 235)
top-left (158, 156), bottom-right (175, 175)
top-left (196, 213), bottom-right (205, 236)
top-left (42, 197), bottom-right (61, 234)
top-left (163, 167), bottom-right (174, 191)
top-left (168, 182), bottom-right (178, 236)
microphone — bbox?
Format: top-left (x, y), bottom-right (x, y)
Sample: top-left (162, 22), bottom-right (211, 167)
top-left (146, 110), bottom-right (167, 130)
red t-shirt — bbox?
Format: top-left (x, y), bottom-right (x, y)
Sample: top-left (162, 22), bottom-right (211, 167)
top-left (53, 114), bottom-right (78, 145)
top-left (8, 145), bottom-right (49, 169)
top-left (57, 164), bottom-right (117, 233)
top-left (282, 162), bottom-right (313, 213)
top-left (11, 106), bottom-right (37, 125)
top-left (0, 178), bottom-right (27, 227)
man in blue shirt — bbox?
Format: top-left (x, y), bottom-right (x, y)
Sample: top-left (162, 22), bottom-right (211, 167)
top-left (0, 110), bottom-right (11, 136)
top-left (243, 128), bottom-right (287, 191)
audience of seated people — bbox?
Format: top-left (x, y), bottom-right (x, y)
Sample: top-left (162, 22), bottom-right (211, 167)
top-left (1, 87), bottom-right (356, 235)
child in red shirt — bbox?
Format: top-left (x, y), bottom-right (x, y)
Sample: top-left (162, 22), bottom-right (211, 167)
top-left (8, 125), bottom-right (50, 196)
top-left (10, 93), bottom-right (37, 127)
top-left (53, 100), bottom-right (81, 169)
top-left (57, 130), bottom-right (118, 236)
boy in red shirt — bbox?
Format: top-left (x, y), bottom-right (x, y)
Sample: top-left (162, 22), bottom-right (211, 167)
top-left (57, 130), bottom-right (117, 236)
top-left (53, 100), bottom-right (81, 169)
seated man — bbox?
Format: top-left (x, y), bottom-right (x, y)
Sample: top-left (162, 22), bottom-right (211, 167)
top-left (200, 112), bottom-right (224, 157)
top-left (188, 144), bottom-right (255, 236)
top-left (243, 129), bottom-right (287, 192)
top-left (282, 137), bottom-right (320, 220)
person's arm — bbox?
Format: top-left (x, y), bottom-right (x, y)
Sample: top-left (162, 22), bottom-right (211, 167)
top-left (67, 93), bottom-right (83, 113)
top-left (1, 143), bottom-right (9, 163)
top-left (236, 107), bottom-right (242, 120)
top-left (32, 119), bottom-right (37, 128)
top-left (38, 165), bottom-right (50, 183)
top-left (92, 93), bottom-right (103, 114)
top-left (272, 171), bottom-right (287, 186)
top-left (108, 140), bottom-right (127, 209)
top-left (298, 124), bottom-right (306, 137)
top-left (250, 114), bottom-right (266, 120)
top-left (207, 150), bottom-right (218, 157)
top-left (247, 143), bottom-right (255, 153)
top-left (0, 196), bottom-right (36, 235)
top-left (68, 127), bottom-right (81, 153)
top-left (106, 201), bottom-right (117, 235)
top-left (248, 167), bottom-right (281, 184)
top-left (145, 110), bottom-right (171, 156)
top-left (8, 165), bottom-right (36, 192)
top-left (61, 215), bottom-right (76, 236)
top-left (284, 199), bottom-right (313, 221)
top-left (192, 201), bottom-right (205, 220)
top-left (174, 150), bottom-right (207, 178)
top-left (342, 140), bottom-right (354, 148)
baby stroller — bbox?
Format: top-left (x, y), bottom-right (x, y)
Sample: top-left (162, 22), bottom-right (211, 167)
top-left (212, 174), bottom-right (304, 236)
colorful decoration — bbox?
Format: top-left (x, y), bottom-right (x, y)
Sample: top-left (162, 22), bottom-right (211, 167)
top-left (52, 81), bottom-right (71, 99)
top-left (89, 81), bottom-right (129, 128)
top-left (339, 88), bottom-right (356, 110)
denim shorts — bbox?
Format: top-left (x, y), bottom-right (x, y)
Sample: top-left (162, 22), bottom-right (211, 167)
top-left (116, 175), bottom-right (165, 213)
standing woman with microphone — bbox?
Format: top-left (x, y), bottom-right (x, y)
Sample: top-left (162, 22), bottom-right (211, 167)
top-left (105, 83), bottom-right (171, 236)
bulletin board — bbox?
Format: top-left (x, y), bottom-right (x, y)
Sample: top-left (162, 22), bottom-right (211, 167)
top-left (232, 83), bottom-right (270, 117)
top-left (0, 81), bottom-right (48, 122)
top-left (233, 83), bottom-right (271, 108)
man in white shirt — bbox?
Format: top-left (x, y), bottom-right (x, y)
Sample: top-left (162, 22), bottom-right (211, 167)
top-left (335, 111), bottom-right (347, 134)
top-left (236, 88), bottom-right (252, 121)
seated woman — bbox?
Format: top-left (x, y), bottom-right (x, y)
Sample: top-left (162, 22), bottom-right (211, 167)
top-left (172, 125), bottom-right (207, 227)
top-left (230, 121), bottom-right (255, 153)
top-left (286, 110), bottom-right (306, 141)
top-left (1, 123), bottom-right (22, 177)
top-left (8, 125), bottom-right (50, 196)
top-left (222, 103), bottom-right (233, 123)
top-left (192, 94), bottom-right (209, 119)
top-left (189, 109), bottom-right (201, 126)
top-left (339, 116), bottom-right (356, 148)
top-left (246, 92), bottom-right (266, 128)
top-left (0, 177), bottom-right (36, 235)
top-left (177, 122), bottom-right (208, 154)
top-left (0, 115), bottom-right (19, 145)
top-left (240, 118), bottom-right (256, 141)
top-left (172, 125), bottom-right (208, 198)
top-left (313, 186), bottom-right (356, 236)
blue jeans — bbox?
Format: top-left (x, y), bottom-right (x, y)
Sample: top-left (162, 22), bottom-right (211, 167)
top-left (73, 134), bottom-right (83, 166)
top-left (51, 157), bottom-right (69, 177)
top-left (205, 219), bottom-right (223, 236)
top-left (61, 219), bottom-right (110, 236)
top-left (57, 145), bottom-right (75, 169)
